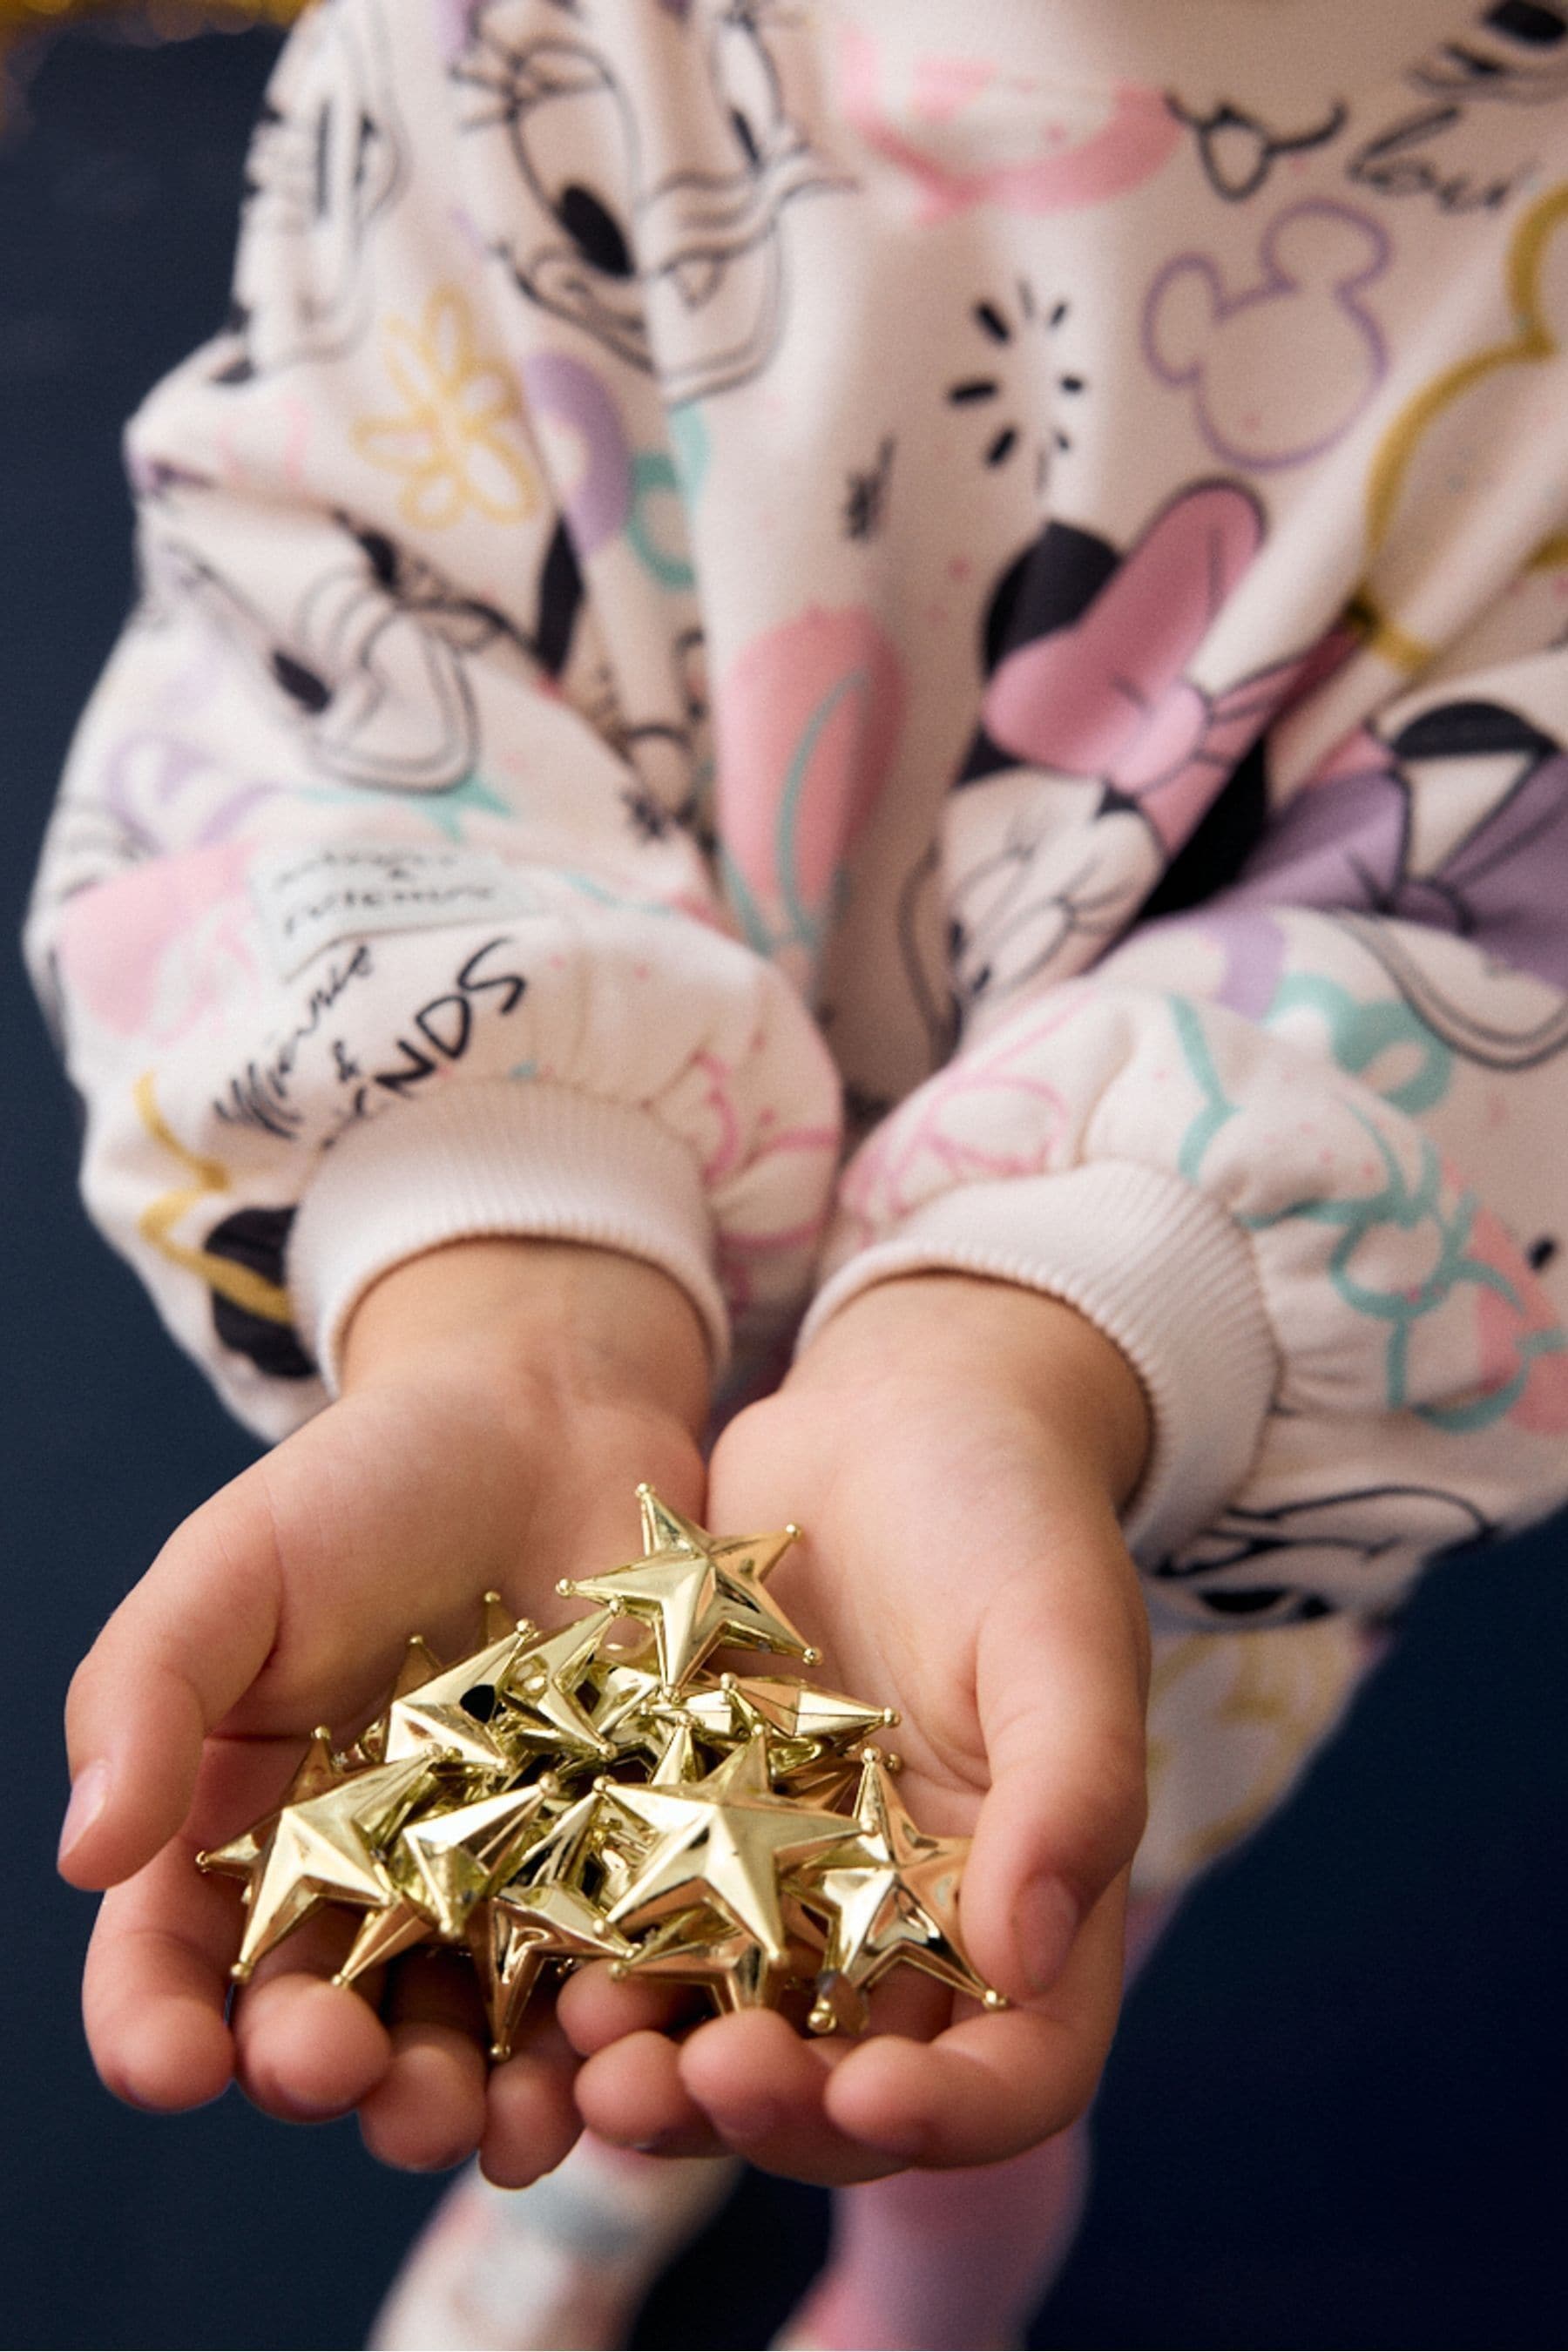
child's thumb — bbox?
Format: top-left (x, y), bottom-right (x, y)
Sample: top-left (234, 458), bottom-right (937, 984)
top-left (60, 1479), bottom-right (282, 1889)
top-left (962, 1558), bottom-right (1149, 2005)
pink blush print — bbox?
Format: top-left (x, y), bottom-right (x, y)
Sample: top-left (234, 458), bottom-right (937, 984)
top-left (1467, 1206), bottom-right (1568, 1435)
top-left (715, 606), bottom-right (904, 985)
top-left (58, 841), bottom-right (255, 1040)
top-left (837, 28), bottom-right (1180, 225)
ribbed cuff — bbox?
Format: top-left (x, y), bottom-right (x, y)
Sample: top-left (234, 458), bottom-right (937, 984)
top-left (287, 1079), bottom-right (728, 1389)
top-left (800, 1160), bottom-right (1278, 1568)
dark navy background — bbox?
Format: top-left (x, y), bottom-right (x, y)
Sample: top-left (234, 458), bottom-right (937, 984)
top-left (2, 26), bottom-right (1565, 2349)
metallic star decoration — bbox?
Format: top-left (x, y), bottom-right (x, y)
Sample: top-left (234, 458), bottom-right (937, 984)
top-left (558, 1490), bottom-right (818, 1686)
top-left (792, 1751), bottom-right (1007, 2033)
top-left (381, 1625), bottom-right (537, 1775)
top-left (599, 1734), bottom-right (850, 1963)
top-left (499, 1611), bottom-right (617, 1761)
top-left (193, 1490), bottom-right (1006, 2062)
top-left (666, 1673), bottom-right (898, 1782)
top-left (214, 1753), bottom-right (440, 1981)
top-left (610, 1905), bottom-right (814, 2013)
top-left (392, 1779), bottom-right (559, 1941)
top-left (469, 1791), bottom-right (632, 2058)
top-left (197, 1725), bottom-right (341, 1886)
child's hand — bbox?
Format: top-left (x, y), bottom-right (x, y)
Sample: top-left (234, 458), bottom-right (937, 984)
top-left (58, 1238), bottom-right (709, 2185)
top-left (563, 1274), bottom-right (1152, 2182)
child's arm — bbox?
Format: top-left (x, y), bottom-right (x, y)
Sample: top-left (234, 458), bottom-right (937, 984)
top-left (564, 1271), bottom-right (1152, 2181)
top-left (564, 620), bottom-right (1568, 2179)
top-left (24, 0), bottom-right (840, 1447)
top-left (62, 1234), bottom-right (709, 2184)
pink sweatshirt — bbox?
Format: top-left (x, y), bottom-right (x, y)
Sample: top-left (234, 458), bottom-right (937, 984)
top-left (29, 0), bottom-right (1568, 1888)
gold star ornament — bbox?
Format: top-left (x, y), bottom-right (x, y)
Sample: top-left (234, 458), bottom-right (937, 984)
top-left (793, 1750), bottom-right (1008, 2034)
top-left (192, 1494), bottom-right (1008, 2060)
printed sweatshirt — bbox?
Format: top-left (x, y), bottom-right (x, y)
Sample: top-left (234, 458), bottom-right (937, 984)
top-left (27, 0), bottom-right (1568, 1883)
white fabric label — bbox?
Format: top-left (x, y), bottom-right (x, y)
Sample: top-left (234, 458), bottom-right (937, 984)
top-left (252, 844), bottom-right (537, 979)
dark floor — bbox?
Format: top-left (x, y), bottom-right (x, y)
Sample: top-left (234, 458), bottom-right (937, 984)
top-left (2, 22), bottom-right (1566, 2351)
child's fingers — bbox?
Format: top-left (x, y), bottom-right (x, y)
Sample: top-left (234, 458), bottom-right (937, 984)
top-left (61, 1471), bottom-right (293, 1890)
top-left (962, 1540), bottom-right (1147, 2003)
top-left (82, 1855), bottom-right (237, 2112)
top-left (555, 1957), bottom-right (702, 2055)
top-left (78, 1732), bottom-right (319, 2108)
top-left (233, 1910), bottom-right (393, 2120)
top-left (573, 2027), bottom-right (731, 2159)
top-left (357, 1952), bottom-right (490, 2172)
top-left (481, 2009), bottom-right (583, 2189)
top-left (674, 2010), bottom-right (903, 2186)
top-left (823, 1881), bottom-right (1127, 2168)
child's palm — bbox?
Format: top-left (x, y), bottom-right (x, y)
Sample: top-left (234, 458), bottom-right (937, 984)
top-left (565, 1274), bottom-right (1152, 2181)
top-left (62, 1241), bottom-right (709, 2185)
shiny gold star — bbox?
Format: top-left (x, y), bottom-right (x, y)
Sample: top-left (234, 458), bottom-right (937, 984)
top-left (667, 1673), bottom-right (897, 1781)
top-left (469, 1791), bottom-right (632, 2058)
top-left (197, 1726), bottom-right (341, 1886)
top-left (499, 1610), bottom-right (616, 1761)
top-left (647, 1717), bottom-right (706, 1786)
top-left (588, 1658), bottom-right (672, 1761)
top-left (599, 1734), bottom-right (849, 1963)
top-left (611, 1905), bottom-right (812, 2013)
top-left (220, 1754), bottom-right (440, 1981)
top-left (558, 1490), bottom-right (816, 1689)
top-left (333, 1896), bottom-right (438, 1989)
top-left (792, 1752), bottom-right (1006, 2032)
top-left (382, 1626), bottom-right (537, 1775)
top-left (392, 1779), bottom-right (559, 1942)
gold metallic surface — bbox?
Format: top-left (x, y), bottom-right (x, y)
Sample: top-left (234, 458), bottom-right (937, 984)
top-left (794, 1753), bottom-right (1007, 2030)
top-left (198, 1497), bottom-right (1003, 2052)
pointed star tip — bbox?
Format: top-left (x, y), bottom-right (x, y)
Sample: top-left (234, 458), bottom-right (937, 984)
top-left (312, 1723), bottom-right (333, 1743)
top-left (229, 1963), bottom-right (253, 1984)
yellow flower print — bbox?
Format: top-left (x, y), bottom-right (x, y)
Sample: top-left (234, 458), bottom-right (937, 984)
top-left (353, 285), bottom-right (540, 531)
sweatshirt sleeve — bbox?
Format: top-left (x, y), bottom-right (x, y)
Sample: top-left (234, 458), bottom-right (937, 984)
top-left (24, 0), bottom-right (840, 1439)
top-left (803, 613), bottom-right (1568, 1632)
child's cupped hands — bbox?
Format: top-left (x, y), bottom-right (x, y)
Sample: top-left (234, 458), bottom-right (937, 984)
top-left (562, 1271), bottom-right (1154, 2183)
top-left (57, 1238), bottom-right (712, 2187)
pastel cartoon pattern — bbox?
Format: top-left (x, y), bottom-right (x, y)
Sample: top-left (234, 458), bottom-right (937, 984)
top-left (1355, 181), bottom-right (1568, 671)
top-left (27, 0), bottom-right (1568, 1890)
top-left (715, 606), bottom-right (905, 992)
top-left (835, 24), bottom-right (1182, 225)
top-left (452, 0), bottom-right (851, 401)
top-left (1143, 201), bottom-right (1391, 470)
top-left (215, 0), bottom-right (409, 384)
top-left (936, 484), bottom-right (1340, 1033)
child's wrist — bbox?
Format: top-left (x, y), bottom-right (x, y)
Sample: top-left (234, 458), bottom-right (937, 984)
top-left (338, 1236), bottom-right (712, 1437)
top-left (793, 1273), bottom-right (1151, 1511)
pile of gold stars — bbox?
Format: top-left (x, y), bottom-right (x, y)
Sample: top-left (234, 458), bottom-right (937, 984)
top-left (199, 1487), bottom-right (1006, 2058)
